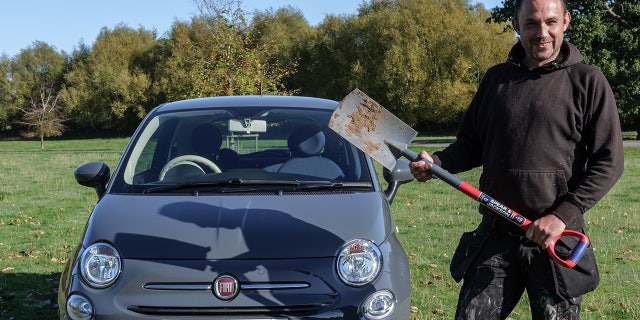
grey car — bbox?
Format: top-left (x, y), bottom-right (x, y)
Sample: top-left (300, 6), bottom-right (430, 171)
top-left (58, 95), bottom-right (414, 319)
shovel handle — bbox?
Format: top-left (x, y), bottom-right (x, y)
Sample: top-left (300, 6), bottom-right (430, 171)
top-left (403, 148), bottom-right (588, 269)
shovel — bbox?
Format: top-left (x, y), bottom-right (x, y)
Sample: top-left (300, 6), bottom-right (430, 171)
top-left (329, 88), bottom-right (589, 269)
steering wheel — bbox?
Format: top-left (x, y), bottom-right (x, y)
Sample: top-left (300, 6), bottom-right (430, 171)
top-left (159, 155), bottom-right (221, 181)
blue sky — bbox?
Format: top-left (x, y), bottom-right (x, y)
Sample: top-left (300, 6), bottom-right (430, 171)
top-left (0, 0), bottom-right (503, 57)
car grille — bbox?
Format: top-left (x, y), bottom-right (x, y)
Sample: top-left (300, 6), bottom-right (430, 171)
top-left (130, 282), bottom-right (332, 317)
top-left (128, 304), bottom-right (328, 316)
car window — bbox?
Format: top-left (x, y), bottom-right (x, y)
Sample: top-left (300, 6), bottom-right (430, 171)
top-left (115, 106), bottom-right (372, 193)
top-left (134, 138), bottom-right (157, 175)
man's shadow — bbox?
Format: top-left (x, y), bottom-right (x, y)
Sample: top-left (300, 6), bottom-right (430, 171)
top-left (114, 200), bottom-right (345, 308)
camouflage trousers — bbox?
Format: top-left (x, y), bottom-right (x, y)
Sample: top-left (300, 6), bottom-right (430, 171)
top-left (454, 232), bottom-right (581, 320)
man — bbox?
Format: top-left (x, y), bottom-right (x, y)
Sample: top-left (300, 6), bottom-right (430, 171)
top-left (409, 0), bottom-right (624, 318)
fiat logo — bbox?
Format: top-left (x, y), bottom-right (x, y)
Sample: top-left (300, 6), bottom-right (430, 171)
top-left (212, 274), bottom-right (239, 301)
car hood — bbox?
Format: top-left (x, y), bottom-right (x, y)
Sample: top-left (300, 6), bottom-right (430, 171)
top-left (82, 192), bottom-right (393, 260)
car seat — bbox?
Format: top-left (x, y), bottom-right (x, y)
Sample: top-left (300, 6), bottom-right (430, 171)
top-left (192, 123), bottom-right (223, 160)
top-left (277, 125), bottom-right (345, 180)
top-left (216, 147), bottom-right (240, 170)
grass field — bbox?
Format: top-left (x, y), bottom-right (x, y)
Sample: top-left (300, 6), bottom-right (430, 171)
top-left (0, 137), bottom-right (639, 319)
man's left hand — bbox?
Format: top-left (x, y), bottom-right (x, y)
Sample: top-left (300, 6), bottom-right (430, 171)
top-left (526, 214), bottom-right (566, 249)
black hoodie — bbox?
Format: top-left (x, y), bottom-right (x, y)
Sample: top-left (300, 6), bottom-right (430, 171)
top-left (433, 41), bottom-right (624, 233)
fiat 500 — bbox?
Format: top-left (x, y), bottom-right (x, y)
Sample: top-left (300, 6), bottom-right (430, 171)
top-left (58, 95), bottom-right (414, 319)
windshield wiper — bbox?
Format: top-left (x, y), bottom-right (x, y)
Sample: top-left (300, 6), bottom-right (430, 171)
top-left (297, 181), bottom-right (373, 190)
top-left (143, 179), bottom-right (373, 194)
top-left (143, 178), bottom-right (300, 194)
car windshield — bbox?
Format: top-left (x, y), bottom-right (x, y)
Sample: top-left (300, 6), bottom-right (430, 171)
top-left (111, 105), bottom-right (373, 193)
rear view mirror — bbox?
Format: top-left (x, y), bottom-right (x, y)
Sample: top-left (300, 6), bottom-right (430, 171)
top-left (229, 119), bottom-right (267, 133)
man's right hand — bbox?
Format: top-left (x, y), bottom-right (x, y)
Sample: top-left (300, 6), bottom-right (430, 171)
top-left (409, 150), bottom-right (435, 182)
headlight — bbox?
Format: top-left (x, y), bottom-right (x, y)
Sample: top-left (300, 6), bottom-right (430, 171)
top-left (336, 239), bottom-right (382, 286)
top-left (80, 242), bottom-right (121, 288)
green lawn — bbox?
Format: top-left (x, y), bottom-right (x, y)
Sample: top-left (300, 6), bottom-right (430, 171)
top-left (0, 138), bottom-right (638, 319)
top-left (393, 146), bottom-right (640, 319)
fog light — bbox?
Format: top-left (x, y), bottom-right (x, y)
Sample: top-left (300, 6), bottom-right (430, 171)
top-left (362, 290), bottom-right (396, 319)
top-left (66, 294), bottom-right (94, 320)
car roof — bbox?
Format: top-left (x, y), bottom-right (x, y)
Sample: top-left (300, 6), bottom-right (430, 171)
top-left (153, 95), bottom-right (339, 113)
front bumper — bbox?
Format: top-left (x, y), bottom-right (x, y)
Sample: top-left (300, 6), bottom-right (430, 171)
top-left (59, 251), bottom-right (410, 319)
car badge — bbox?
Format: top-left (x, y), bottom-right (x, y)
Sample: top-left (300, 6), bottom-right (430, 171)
top-left (212, 274), bottom-right (240, 301)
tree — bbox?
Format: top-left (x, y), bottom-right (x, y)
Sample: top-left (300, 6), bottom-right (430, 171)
top-left (572, 2), bottom-right (640, 138)
top-left (297, 15), bottom-right (361, 100)
top-left (491, 0), bottom-right (640, 138)
top-left (250, 6), bottom-right (316, 92)
top-left (1, 42), bottom-right (67, 136)
top-left (0, 55), bottom-right (14, 133)
top-left (153, 0), bottom-right (295, 101)
top-left (62, 25), bottom-right (156, 132)
top-left (302, 0), bottom-right (514, 129)
top-left (15, 85), bottom-right (65, 148)
top-left (3, 0), bottom-right (527, 136)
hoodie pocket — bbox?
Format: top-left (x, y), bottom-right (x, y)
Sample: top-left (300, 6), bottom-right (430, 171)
top-left (450, 230), bottom-right (491, 282)
top-left (480, 169), bottom-right (568, 216)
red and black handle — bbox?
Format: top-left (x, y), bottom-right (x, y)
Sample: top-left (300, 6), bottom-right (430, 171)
top-left (402, 148), bottom-right (589, 269)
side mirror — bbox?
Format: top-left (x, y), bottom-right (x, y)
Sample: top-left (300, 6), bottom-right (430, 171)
top-left (382, 159), bottom-right (414, 204)
top-left (75, 162), bottom-right (110, 199)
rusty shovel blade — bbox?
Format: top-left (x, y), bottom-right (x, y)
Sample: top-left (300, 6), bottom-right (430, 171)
top-left (328, 88), bottom-right (417, 170)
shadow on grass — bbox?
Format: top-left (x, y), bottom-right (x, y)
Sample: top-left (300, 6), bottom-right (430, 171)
top-left (0, 272), bottom-right (60, 319)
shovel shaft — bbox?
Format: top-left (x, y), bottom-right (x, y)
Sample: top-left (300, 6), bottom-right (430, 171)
top-left (402, 148), bottom-right (589, 269)
top-left (402, 148), bottom-right (530, 227)
top-left (401, 149), bottom-right (464, 189)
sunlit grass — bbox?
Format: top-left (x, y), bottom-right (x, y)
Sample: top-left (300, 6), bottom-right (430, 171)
top-left (0, 140), bottom-right (124, 318)
top-left (391, 146), bottom-right (640, 319)
top-left (0, 139), bottom-right (638, 319)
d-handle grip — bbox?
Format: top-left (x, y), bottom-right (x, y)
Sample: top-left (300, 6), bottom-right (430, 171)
top-left (547, 230), bottom-right (590, 268)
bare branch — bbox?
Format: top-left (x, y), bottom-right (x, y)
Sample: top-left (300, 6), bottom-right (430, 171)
top-left (14, 84), bottom-right (66, 148)
top-left (605, 5), bottom-right (640, 33)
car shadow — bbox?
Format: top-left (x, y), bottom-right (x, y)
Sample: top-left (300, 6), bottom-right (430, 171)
top-left (0, 272), bottom-right (60, 319)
